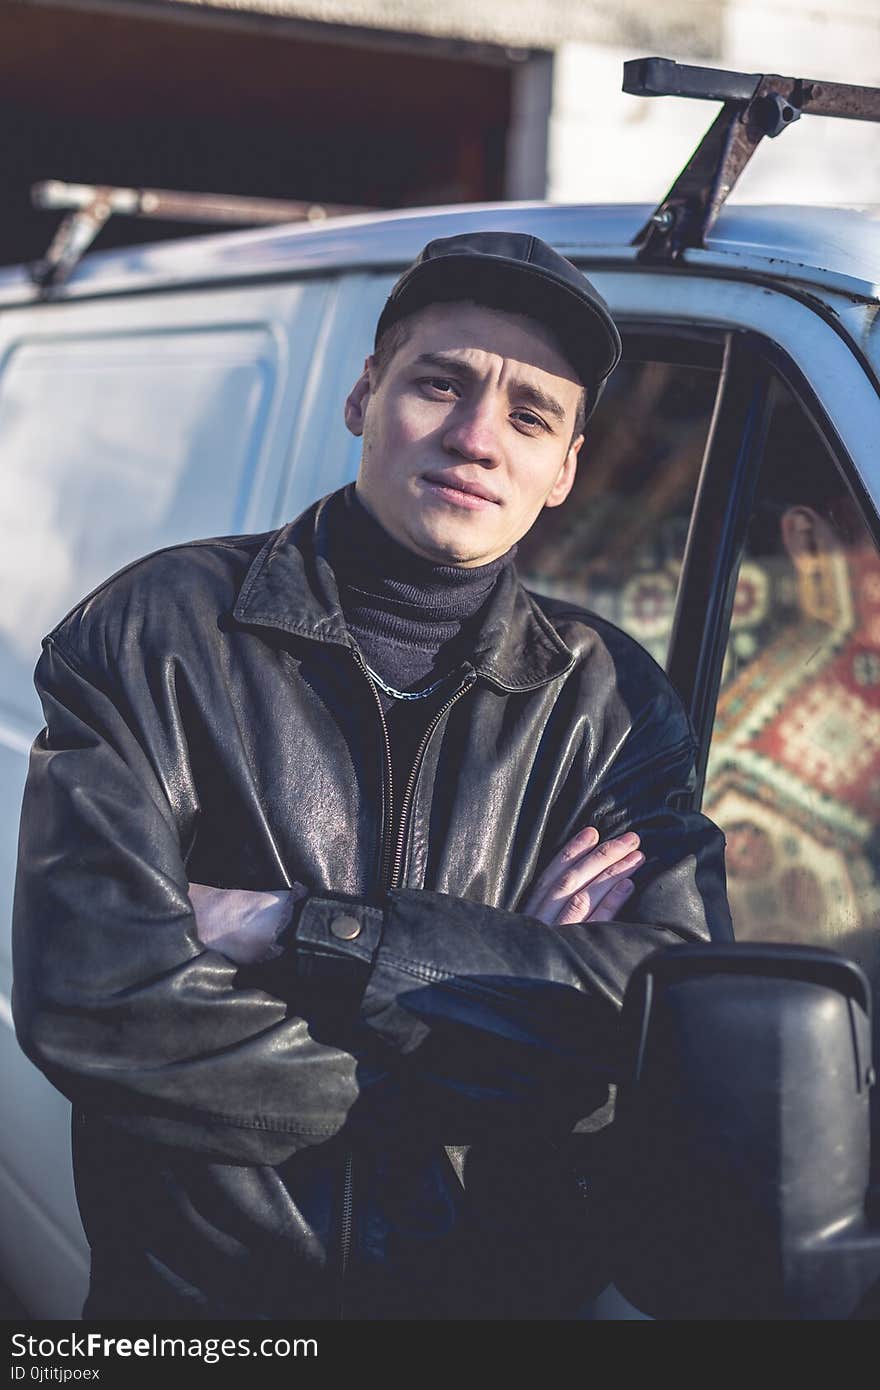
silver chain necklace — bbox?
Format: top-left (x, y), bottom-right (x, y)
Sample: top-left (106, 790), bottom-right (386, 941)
top-left (362, 662), bottom-right (453, 701)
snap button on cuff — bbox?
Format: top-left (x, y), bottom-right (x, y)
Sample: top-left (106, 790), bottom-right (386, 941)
top-left (330, 913), bottom-right (361, 941)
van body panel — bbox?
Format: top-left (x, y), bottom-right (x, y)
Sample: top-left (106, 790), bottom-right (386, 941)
top-left (274, 271), bottom-right (397, 519)
top-left (0, 1136), bottom-right (88, 1319)
top-left (0, 277), bottom-right (335, 1318)
top-left (0, 279), bottom-right (332, 725)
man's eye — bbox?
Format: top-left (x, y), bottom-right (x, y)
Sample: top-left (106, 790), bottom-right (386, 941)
top-left (420, 378), bottom-right (458, 396)
top-left (512, 410), bottom-right (545, 431)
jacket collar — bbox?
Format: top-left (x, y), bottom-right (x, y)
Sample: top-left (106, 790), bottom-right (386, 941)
top-left (232, 490), bottom-right (576, 691)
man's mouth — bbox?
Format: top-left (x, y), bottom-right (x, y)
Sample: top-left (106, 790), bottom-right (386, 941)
top-left (421, 472), bottom-right (501, 509)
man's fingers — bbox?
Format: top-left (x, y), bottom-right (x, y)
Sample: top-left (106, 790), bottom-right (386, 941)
top-left (537, 844), bottom-right (644, 924)
top-left (523, 827), bottom-right (641, 921)
top-left (552, 860), bottom-right (642, 925)
top-left (522, 824), bottom-right (600, 913)
top-left (583, 877), bottom-right (636, 924)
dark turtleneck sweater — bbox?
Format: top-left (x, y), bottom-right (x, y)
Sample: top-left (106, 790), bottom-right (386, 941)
top-left (328, 485), bottom-right (516, 822)
top-left (329, 484), bottom-right (514, 697)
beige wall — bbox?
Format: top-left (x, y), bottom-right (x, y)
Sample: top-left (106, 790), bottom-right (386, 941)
top-left (169, 0), bottom-right (724, 55)
top-left (723, 0), bottom-right (880, 203)
top-left (537, 0), bottom-right (880, 205)
top-left (545, 42), bottom-right (721, 204)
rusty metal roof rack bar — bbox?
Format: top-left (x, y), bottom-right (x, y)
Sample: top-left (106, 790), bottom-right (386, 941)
top-left (29, 181), bottom-right (368, 291)
top-left (625, 56), bottom-right (880, 263)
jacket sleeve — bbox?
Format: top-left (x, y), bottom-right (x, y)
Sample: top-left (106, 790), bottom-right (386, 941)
top-left (12, 636), bottom-right (399, 1165)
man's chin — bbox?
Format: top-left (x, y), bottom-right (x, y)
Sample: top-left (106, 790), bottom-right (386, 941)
top-left (407, 520), bottom-right (502, 568)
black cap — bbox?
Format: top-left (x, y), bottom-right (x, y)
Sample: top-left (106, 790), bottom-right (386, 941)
top-left (375, 231), bottom-right (622, 419)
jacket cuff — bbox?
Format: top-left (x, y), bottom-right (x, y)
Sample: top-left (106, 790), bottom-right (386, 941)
top-left (292, 894), bottom-right (385, 1025)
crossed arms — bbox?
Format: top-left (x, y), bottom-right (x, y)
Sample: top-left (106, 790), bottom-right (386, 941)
top-left (12, 633), bottom-right (730, 1165)
top-left (188, 825), bottom-right (647, 963)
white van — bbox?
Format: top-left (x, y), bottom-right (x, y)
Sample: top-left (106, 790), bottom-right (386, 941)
top-left (2, 63), bottom-right (879, 1319)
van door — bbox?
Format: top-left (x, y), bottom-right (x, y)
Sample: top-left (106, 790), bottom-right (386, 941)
top-left (0, 274), bottom-right (331, 1316)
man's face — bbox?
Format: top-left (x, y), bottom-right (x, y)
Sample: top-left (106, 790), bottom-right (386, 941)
top-left (345, 301), bottom-right (584, 566)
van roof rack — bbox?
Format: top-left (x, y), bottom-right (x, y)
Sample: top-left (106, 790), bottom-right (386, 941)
top-left (624, 56), bottom-right (880, 262)
top-left (29, 180), bottom-right (368, 291)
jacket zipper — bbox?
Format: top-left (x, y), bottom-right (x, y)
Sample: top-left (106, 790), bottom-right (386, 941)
top-left (354, 649), bottom-right (395, 892)
top-left (333, 650), bottom-right (476, 1317)
top-left (353, 648), bottom-right (477, 892)
top-left (336, 1151), bottom-right (354, 1318)
top-left (388, 669), bottom-right (477, 889)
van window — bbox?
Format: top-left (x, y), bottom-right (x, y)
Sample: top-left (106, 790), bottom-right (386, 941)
top-left (703, 378), bottom-right (880, 1006)
top-left (517, 340), bottom-right (722, 668)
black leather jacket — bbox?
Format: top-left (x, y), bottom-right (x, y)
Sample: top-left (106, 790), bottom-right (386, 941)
top-left (12, 490), bottom-right (732, 1320)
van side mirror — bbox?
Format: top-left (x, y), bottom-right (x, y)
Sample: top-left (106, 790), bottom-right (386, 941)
top-left (610, 944), bottom-right (880, 1319)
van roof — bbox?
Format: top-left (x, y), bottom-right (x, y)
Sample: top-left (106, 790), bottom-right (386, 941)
top-left (1, 200), bottom-right (878, 305)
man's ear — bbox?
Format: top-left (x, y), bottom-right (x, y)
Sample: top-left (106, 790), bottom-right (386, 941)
top-left (544, 435), bottom-right (582, 510)
top-left (344, 357), bottom-right (374, 438)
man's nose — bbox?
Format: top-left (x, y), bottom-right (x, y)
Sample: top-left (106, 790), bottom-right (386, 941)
top-left (441, 397), bottom-right (502, 465)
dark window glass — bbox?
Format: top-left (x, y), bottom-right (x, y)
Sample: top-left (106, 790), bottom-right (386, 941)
top-left (517, 352), bottom-right (720, 667)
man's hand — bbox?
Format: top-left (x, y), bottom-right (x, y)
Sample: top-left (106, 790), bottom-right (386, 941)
top-left (188, 882), bottom-right (308, 964)
top-left (520, 826), bottom-right (644, 925)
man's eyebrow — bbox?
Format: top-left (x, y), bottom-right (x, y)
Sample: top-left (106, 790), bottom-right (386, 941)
top-left (413, 352), bottom-right (478, 377)
top-left (412, 353), bottom-right (568, 425)
top-left (512, 383), bottom-right (567, 426)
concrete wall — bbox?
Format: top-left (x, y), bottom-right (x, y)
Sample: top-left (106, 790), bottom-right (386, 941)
top-left (170, 0), bottom-right (724, 55)
top-left (545, 42), bottom-right (718, 205)
top-left (544, 0), bottom-right (880, 206)
top-left (722, 0), bottom-right (880, 203)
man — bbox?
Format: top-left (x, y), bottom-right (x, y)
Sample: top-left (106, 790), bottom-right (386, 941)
top-left (12, 232), bottom-right (732, 1321)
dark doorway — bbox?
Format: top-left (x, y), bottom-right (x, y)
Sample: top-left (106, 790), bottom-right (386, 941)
top-left (1, 1), bottom-right (513, 266)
